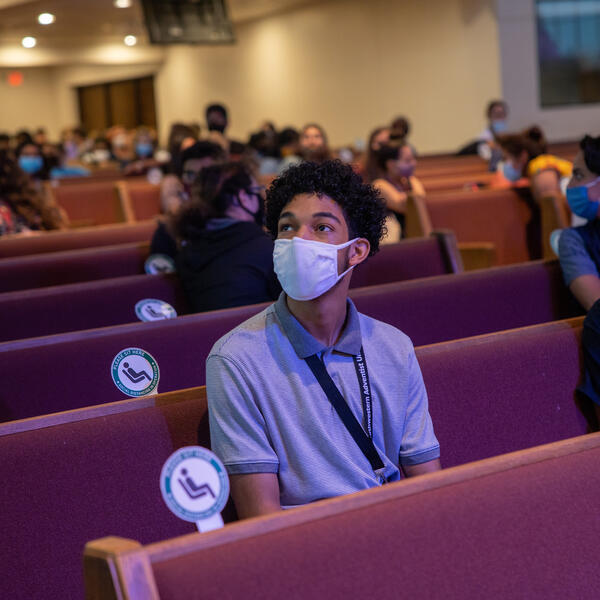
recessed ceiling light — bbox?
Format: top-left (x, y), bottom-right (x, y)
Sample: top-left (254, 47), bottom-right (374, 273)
top-left (124, 35), bottom-right (137, 46)
top-left (114, 0), bottom-right (132, 8)
top-left (21, 36), bottom-right (37, 48)
top-left (38, 12), bottom-right (55, 25)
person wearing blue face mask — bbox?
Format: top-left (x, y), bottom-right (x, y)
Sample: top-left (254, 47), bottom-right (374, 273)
top-left (15, 142), bottom-right (47, 181)
top-left (206, 160), bottom-right (440, 520)
top-left (557, 135), bottom-right (600, 425)
top-left (558, 135), bottom-right (600, 311)
top-left (123, 127), bottom-right (162, 176)
top-left (495, 127), bottom-right (572, 202)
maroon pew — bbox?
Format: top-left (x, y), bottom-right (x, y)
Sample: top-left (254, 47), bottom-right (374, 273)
top-left (0, 317), bottom-right (592, 600)
top-left (0, 232), bottom-right (459, 294)
top-left (0, 242), bottom-right (150, 293)
top-left (0, 234), bottom-right (461, 341)
top-left (86, 432), bottom-right (600, 600)
top-left (0, 220), bottom-right (156, 258)
top-left (0, 274), bottom-right (190, 342)
top-left (0, 260), bottom-right (582, 421)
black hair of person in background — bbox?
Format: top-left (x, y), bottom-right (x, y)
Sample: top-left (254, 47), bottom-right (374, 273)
top-left (172, 161), bottom-right (281, 313)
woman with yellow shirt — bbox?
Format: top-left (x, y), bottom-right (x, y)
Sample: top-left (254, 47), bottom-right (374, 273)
top-left (495, 126), bottom-right (572, 201)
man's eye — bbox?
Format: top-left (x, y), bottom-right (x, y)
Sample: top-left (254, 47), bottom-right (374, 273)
top-left (279, 223), bottom-right (292, 232)
top-left (317, 224), bottom-right (333, 232)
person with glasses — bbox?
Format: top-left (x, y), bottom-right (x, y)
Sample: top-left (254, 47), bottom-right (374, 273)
top-left (152, 140), bottom-right (226, 260)
top-left (172, 161), bottom-right (281, 313)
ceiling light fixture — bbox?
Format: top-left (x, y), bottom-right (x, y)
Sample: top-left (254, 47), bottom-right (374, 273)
top-left (124, 35), bottom-right (137, 46)
top-left (38, 12), bottom-right (55, 25)
top-left (114, 0), bottom-right (132, 8)
top-left (21, 36), bottom-right (37, 48)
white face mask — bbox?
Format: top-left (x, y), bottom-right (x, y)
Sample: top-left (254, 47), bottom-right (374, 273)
top-left (273, 237), bottom-right (358, 301)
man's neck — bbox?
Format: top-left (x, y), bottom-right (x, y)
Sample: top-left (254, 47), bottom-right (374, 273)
top-left (286, 282), bottom-right (349, 348)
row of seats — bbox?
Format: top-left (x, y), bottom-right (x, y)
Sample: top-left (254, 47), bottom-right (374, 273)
top-left (406, 187), bottom-right (568, 266)
top-left (0, 233), bottom-right (460, 336)
top-left (44, 179), bottom-right (161, 227)
top-left (0, 231), bottom-right (460, 294)
top-left (1, 316), bottom-right (591, 599)
top-left (0, 258), bottom-right (582, 422)
top-left (86, 431), bottom-right (600, 600)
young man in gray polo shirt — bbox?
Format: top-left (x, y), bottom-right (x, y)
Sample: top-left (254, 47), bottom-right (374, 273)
top-left (207, 160), bottom-right (440, 519)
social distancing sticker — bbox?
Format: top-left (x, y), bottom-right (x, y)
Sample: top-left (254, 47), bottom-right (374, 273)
top-left (145, 254), bottom-right (176, 275)
top-left (160, 446), bottom-right (229, 532)
top-left (111, 347), bottom-right (160, 397)
top-left (135, 299), bottom-right (177, 322)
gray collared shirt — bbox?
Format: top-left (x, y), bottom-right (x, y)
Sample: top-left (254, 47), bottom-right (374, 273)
top-left (206, 293), bottom-right (440, 509)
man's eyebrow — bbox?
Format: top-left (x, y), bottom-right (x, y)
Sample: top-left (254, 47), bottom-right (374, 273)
top-left (312, 212), bottom-right (341, 223)
top-left (278, 211), bottom-right (341, 224)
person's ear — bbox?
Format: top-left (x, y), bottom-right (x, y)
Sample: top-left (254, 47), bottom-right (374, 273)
top-left (348, 238), bottom-right (370, 267)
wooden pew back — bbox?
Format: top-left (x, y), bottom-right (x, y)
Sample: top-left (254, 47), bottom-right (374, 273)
top-left (85, 432), bottom-right (600, 600)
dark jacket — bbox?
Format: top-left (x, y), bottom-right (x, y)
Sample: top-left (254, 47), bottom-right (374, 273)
top-left (177, 220), bottom-right (281, 313)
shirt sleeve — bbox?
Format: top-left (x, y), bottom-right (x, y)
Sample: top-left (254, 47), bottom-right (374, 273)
top-left (398, 348), bottom-right (440, 466)
top-left (558, 228), bottom-right (599, 286)
top-left (206, 353), bottom-right (279, 475)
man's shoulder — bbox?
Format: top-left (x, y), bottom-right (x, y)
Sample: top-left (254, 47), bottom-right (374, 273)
top-left (208, 303), bottom-right (277, 359)
top-left (357, 311), bottom-right (414, 353)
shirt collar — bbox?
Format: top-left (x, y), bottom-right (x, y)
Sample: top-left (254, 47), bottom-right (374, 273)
top-left (273, 292), bottom-right (363, 359)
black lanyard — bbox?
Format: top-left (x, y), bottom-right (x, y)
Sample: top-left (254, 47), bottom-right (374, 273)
top-left (305, 347), bottom-right (384, 473)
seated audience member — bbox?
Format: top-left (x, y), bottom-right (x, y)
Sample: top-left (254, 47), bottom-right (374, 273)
top-left (158, 140), bottom-right (226, 217)
top-left (15, 129), bottom-right (33, 147)
top-left (363, 126), bottom-right (391, 182)
top-left (277, 127), bottom-right (302, 174)
top-left (390, 116), bottom-right (411, 141)
top-left (173, 161), bottom-right (280, 312)
top-left (15, 141), bottom-right (48, 182)
top-left (558, 135), bottom-right (600, 311)
top-left (123, 127), bottom-right (161, 176)
top-left (108, 127), bottom-right (135, 167)
top-left (0, 150), bottom-right (67, 235)
top-left (558, 136), bottom-right (600, 424)
top-left (299, 123), bottom-right (331, 163)
top-left (496, 126), bottom-right (571, 202)
top-left (247, 130), bottom-right (280, 176)
top-left (478, 100), bottom-right (508, 167)
top-left (81, 137), bottom-right (116, 167)
top-left (152, 140), bottom-right (227, 258)
top-left (205, 103), bottom-right (245, 157)
top-left (457, 99), bottom-right (507, 169)
top-left (165, 123), bottom-right (197, 172)
top-left (61, 127), bottom-right (89, 161)
top-left (33, 127), bottom-right (48, 146)
top-left (46, 143), bottom-right (90, 179)
top-left (372, 141), bottom-right (425, 243)
top-left (207, 160), bottom-right (441, 519)
top-left (0, 133), bottom-right (9, 152)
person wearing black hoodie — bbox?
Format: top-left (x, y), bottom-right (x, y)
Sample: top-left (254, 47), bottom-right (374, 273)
top-left (172, 162), bottom-right (281, 313)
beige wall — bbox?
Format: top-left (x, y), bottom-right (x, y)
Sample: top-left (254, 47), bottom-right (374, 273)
top-left (156, 0), bottom-right (502, 153)
top-left (497, 0), bottom-right (600, 142)
top-left (0, 67), bottom-right (59, 137)
top-left (0, 0), bottom-right (501, 153)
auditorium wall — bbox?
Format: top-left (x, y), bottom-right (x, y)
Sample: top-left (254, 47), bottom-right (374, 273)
top-left (497, 0), bottom-right (600, 142)
top-left (0, 0), bottom-right (501, 154)
top-left (0, 67), bottom-right (59, 137)
top-left (154, 0), bottom-right (502, 153)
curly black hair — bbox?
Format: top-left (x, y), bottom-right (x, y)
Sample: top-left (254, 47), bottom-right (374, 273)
top-left (265, 160), bottom-right (387, 256)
